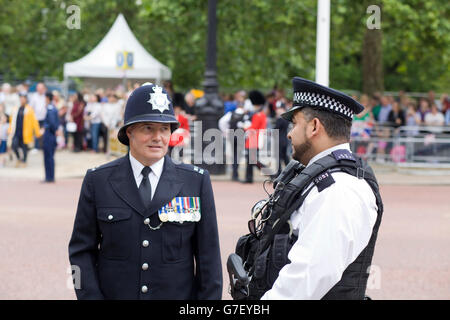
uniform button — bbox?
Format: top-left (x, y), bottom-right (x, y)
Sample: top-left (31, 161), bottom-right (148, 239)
top-left (142, 263), bottom-right (149, 271)
top-left (144, 218), bottom-right (150, 225)
top-left (142, 240), bottom-right (149, 247)
top-left (141, 285), bottom-right (148, 293)
top-left (108, 215), bottom-right (113, 220)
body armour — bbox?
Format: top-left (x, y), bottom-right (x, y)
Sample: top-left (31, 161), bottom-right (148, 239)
top-left (231, 149), bottom-right (383, 300)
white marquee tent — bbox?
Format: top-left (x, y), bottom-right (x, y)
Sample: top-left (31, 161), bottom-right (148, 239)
top-left (63, 13), bottom-right (171, 89)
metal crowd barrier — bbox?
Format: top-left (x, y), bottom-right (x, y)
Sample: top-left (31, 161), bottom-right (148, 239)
top-left (350, 123), bottom-right (450, 166)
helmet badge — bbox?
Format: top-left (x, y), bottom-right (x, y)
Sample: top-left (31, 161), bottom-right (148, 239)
top-left (147, 85), bottom-right (170, 113)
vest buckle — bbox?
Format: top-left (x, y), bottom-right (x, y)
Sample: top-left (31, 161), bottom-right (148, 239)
top-left (357, 167), bottom-right (365, 180)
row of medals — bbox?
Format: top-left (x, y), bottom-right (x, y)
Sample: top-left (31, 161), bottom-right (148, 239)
top-left (159, 208), bottom-right (201, 224)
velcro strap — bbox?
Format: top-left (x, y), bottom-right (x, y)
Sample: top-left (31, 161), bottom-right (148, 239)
top-left (253, 247), bottom-right (269, 279)
top-left (272, 234), bottom-right (289, 269)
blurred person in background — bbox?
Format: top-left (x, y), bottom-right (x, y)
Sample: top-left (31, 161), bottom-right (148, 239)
top-left (445, 106), bottom-right (450, 126)
top-left (377, 96), bottom-right (392, 124)
top-left (8, 93), bottom-right (41, 167)
top-left (234, 90), bottom-right (246, 109)
top-left (16, 82), bottom-right (30, 98)
top-left (183, 91), bottom-right (197, 119)
top-left (168, 104), bottom-right (190, 159)
top-left (370, 93), bottom-right (382, 121)
top-left (100, 93), bottom-right (122, 153)
top-left (52, 91), bottom-right (64, 110)
top-left (83, 94), bottom-right (92, 150)
top-left (273, 104), bottom-right (290, 177)
top-left (243, 90), bottom-right (267, 183)
top-left (427, 90), bottom-right (440, 110)
top-left (399, 92), bottom-right (410, 110)
top-left (416, 98), bottom-right (430, 124)
top-left (424, 104), bottom-right (445, 126)
top-left (388, 101), bottom-right (406, 128)
top-left (0, 83), bottom-right (20, 117)
top-left (354, 94), bottom-right (373, 123)
top-left (85, 94), bottom-right (102, 153)
top-left (29, 82), bottom-right (47, 150)
top-left (223, 93), bottom-right (237, 114)
top-left (218, 100), bottom-right (248, 181)
top-left (274, 88), bottom-right (287, 110)
top-left (55, 92), bottom-right (68, 148)
top-left (41, 92), bottom-right (59, 183)
top-left (103, 93), bottom-right (123, 129)
top-left (440, 94), bottom-right (449, 114)
top-left (352, 95), bottom-right (375, 159)
top-left (71, 92), bottom-right (86, 152)
top-left (266, 91), bottom-right (277, 120)
top-left (98, 97), bottom-right (110, 153)
top-left (405, 102), bottom-right (421, 136)
top-left (0, 112), bottom-right (9, 167)
top-left (373, 95), bottom-right (392, 163)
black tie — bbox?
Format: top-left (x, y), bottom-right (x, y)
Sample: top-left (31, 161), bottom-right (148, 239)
top-left (139, 166), bottom-right (152, 208)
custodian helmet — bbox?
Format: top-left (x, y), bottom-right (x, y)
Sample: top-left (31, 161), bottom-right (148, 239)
top-left (117, 83), bottom-right (180, 145)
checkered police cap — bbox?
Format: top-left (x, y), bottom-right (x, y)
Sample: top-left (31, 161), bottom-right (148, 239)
top-left (282, 77), bottom-right (364, 122)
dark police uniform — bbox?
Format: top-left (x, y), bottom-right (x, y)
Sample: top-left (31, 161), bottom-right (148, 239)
top-left (68, 83), bottom-right (222, 299)
top-left (42, 94), bottom-right (59, 182)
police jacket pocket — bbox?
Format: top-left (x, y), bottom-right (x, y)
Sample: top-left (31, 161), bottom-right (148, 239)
top-left (97, 208), bottom-right (132, 260)
top-left (162, 222), bottom-right (195, 264)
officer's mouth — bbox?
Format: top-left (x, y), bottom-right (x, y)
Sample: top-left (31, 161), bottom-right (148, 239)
top-left (147, 145), bottom-right (162, 150)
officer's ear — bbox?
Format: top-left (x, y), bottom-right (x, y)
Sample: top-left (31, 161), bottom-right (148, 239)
top-left (307, 117), bottom-right (322, 139)
top-left (126, 125), bottom-right (135, 140)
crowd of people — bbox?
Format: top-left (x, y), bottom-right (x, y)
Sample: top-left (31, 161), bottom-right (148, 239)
top-left (1, 79), bottom-right (449, 179)
top-left (349, 91), bottom-right (450, 162)
top-left (351, 90), bottom-right (450, 133)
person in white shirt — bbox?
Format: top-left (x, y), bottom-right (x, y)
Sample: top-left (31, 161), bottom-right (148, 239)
top-left (0, 83), bottom-right (20, 117)
top-left (424, 104), bottom-right (445, 126)
top-left (256, 77), bottom-right (381, 300)
top-left (29, 82), bottom-right (47, 149)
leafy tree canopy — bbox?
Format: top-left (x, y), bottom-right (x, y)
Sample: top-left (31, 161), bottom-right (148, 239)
top-left (0, 0), bottom-right (448, 93)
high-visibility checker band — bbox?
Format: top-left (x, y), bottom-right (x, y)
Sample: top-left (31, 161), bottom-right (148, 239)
top-left (293, 91), bottom-right (354, 119)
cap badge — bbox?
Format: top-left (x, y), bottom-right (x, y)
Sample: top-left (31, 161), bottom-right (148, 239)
top-left (147, 85), bottom-right (170, 113)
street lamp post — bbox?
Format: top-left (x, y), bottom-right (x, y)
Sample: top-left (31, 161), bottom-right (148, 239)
top-left (194, 0), bottom-right (226, 175)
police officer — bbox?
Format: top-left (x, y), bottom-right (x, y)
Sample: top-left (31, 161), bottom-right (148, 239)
top-left (41, 92), bottom-right (59, 183)
top-left (230, 77), bottom-right (382, 300)
top-left (68, 83), bottom-right (222, 299)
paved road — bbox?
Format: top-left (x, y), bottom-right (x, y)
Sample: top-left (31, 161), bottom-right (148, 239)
top-left (0, 175), bottom-right (449, 300)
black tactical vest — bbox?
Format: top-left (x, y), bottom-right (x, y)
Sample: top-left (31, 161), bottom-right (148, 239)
top-left (233, 150), bottom-right (383, 300)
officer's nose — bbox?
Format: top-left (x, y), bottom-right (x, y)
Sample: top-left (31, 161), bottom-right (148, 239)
top-left (152, 132), bottom-right (162, 142)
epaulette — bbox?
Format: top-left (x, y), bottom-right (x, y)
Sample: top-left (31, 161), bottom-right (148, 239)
top-left (88, 158), bottom-right (122, 173)
top-left (177, 163), bottom-right (205, 175)
top-left (193, 165), bottom-right (205, 175)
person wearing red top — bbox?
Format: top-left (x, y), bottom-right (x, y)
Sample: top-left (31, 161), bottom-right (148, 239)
top-left (169, 105), bottom-right (190, 158)
top-left (243, 90), bottom-right (267, 183)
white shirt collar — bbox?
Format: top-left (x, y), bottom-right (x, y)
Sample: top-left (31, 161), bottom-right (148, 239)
top-left (129, 153), bottom-right (165, 180)
top-left (306, 142), bottom-right (351, 168)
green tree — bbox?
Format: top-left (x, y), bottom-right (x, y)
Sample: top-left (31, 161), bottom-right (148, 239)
top-left (0, 0), bottom-right (448, 94)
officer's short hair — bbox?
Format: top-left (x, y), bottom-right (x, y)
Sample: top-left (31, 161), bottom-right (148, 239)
top-left (300, 107), bottom-right (352, 141)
